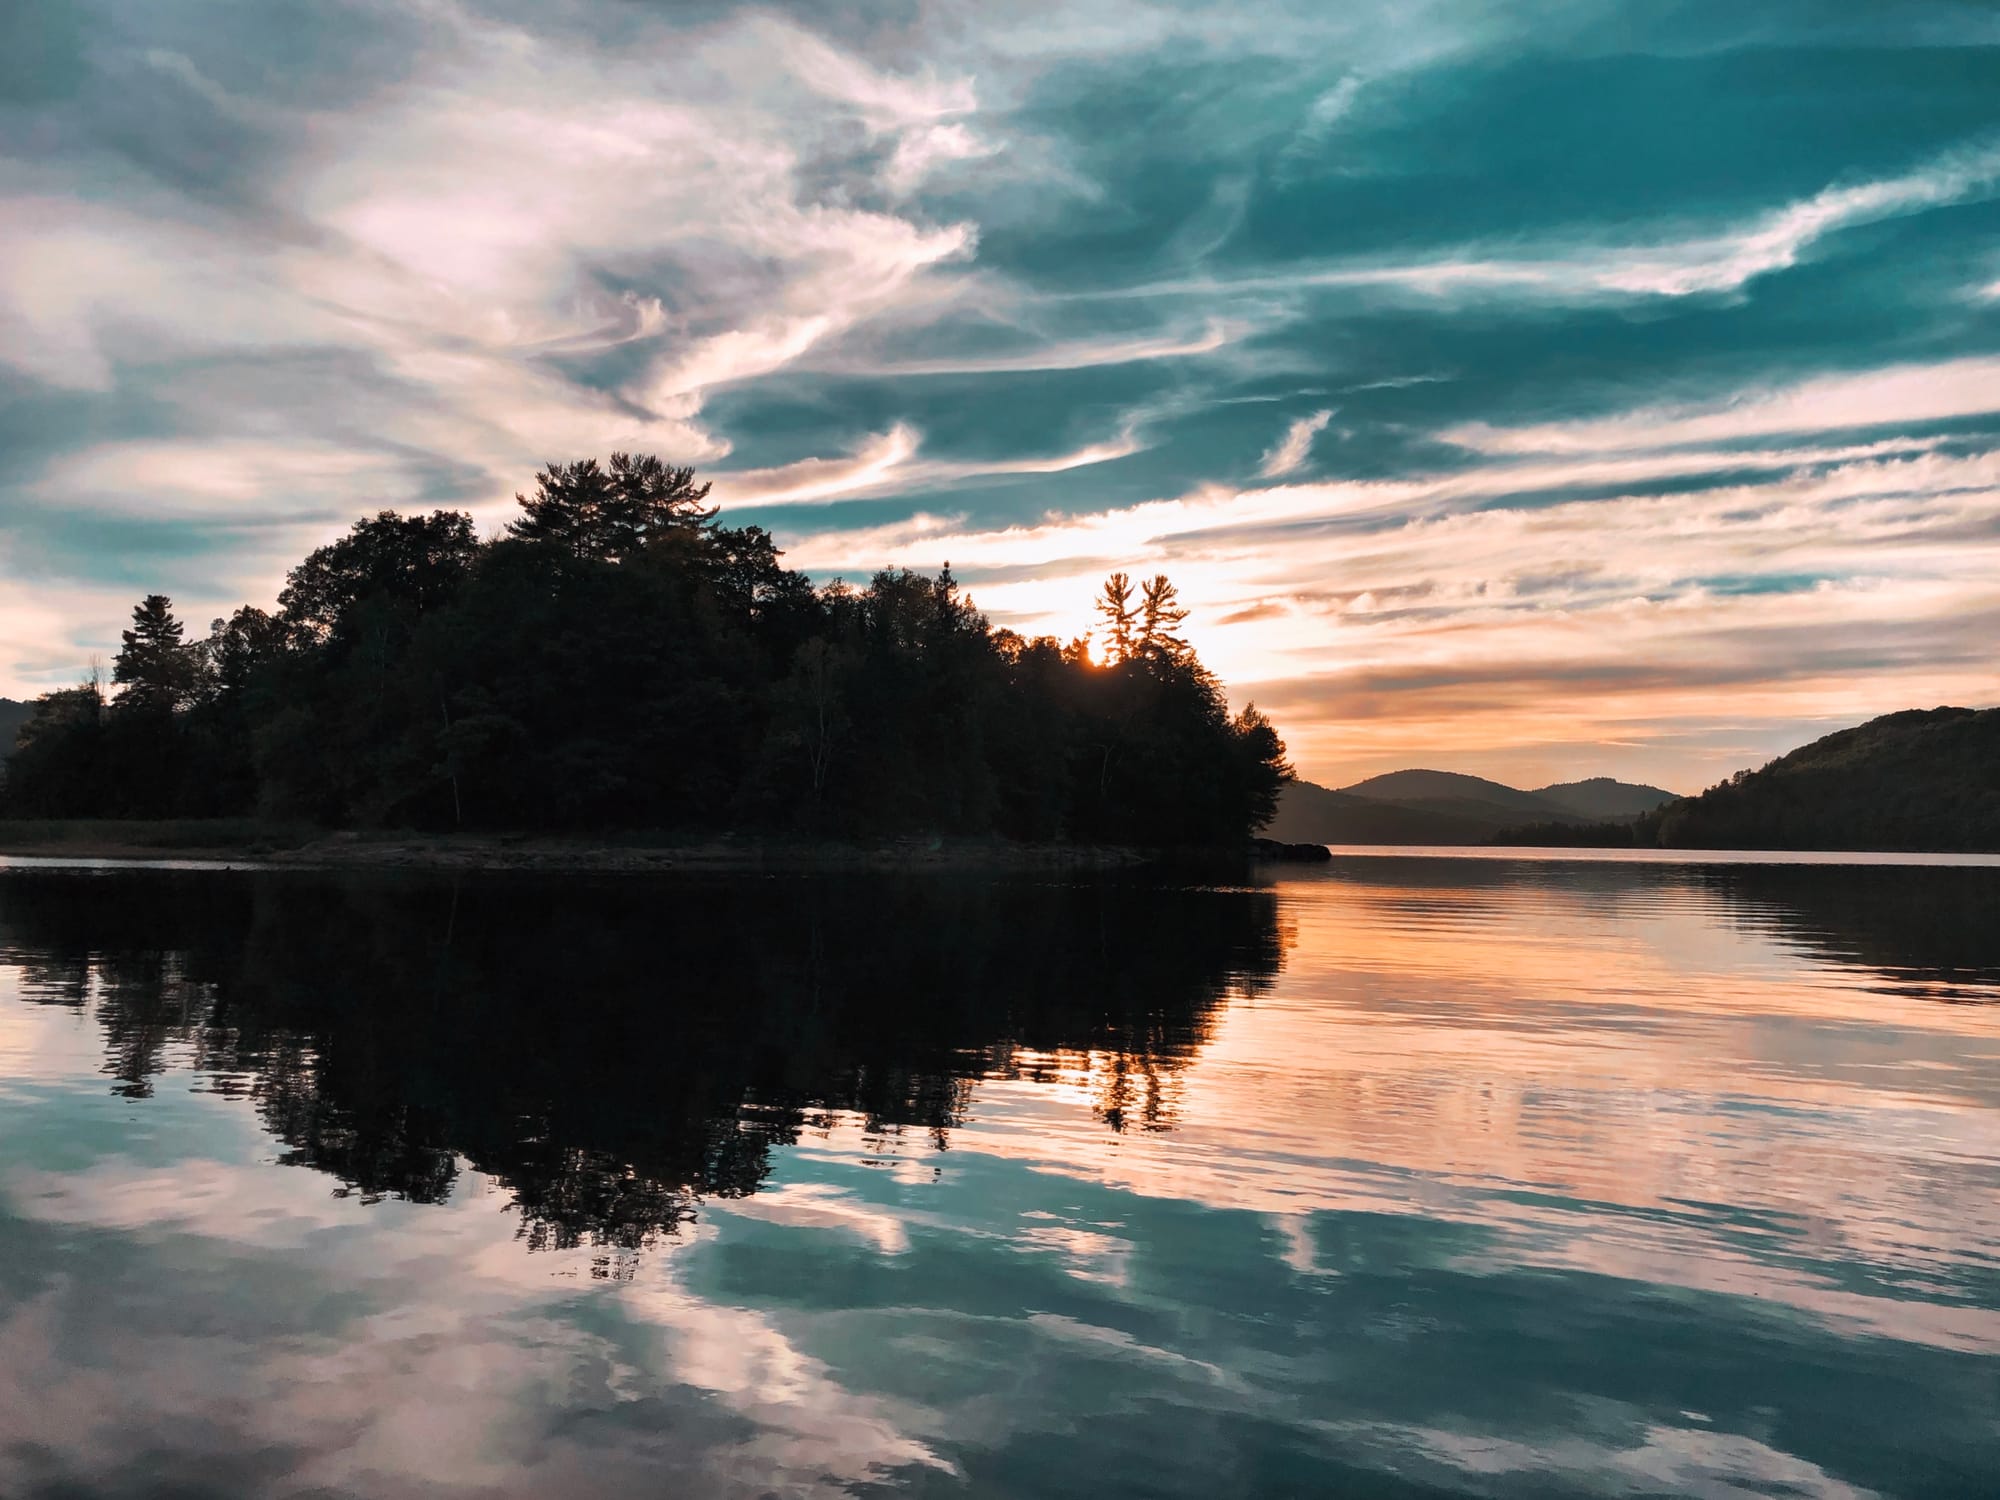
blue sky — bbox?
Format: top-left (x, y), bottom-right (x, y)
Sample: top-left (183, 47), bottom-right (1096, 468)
top-left (3, 0), bottom-right (1998, 788)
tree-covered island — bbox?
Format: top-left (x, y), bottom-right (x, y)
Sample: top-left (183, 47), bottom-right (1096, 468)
top-left (2, 455), bottom-right (1291, 855)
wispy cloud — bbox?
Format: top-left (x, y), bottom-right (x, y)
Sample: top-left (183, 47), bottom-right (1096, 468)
top-left (1592, 140), bottom-right (2000, 296)
top-left (715, 420), bottom-right (1143, 507)
top-left (825, 319), bottom-right (1234, 377)
top-left (785, 430), bottom-right (2000, 785)
top-left (1259, 409), bottom-right (1334, 477)
top-left (4, 0), bottom-right (1998, 789)
top-left (1444, 358), bottom-right (2000, 455)
top-left (1071, 140), bottom-right (2000, 309)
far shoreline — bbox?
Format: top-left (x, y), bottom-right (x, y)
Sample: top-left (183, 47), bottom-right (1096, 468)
top-left (8, 824), bottom-right (1990, 873)
top-left (1320, 843), bottom-right (2000, 868)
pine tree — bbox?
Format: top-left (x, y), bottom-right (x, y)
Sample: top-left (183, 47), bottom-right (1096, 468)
top-left (113, 595), bottom-right (197, 713)
top-left (509, 452), bottom-right (715, 562)
top-left (204, 607), bottom-right (286, 695)
top-left (1095, 572), bottom-right (1138, 663)
top-left (1138, 575), bottom-right (1190, 663)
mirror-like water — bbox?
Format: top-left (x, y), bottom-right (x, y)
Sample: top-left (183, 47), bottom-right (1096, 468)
top-left (1, 856), bottom-right (1995, 1498)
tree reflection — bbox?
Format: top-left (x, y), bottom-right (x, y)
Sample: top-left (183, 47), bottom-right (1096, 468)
top-left (0, 870), bottom-right (1285, 1261)
top-left (1306, 856), bottom-right (2000, 1003)
top-left (1694, 864), bottom-right (2000, 1000)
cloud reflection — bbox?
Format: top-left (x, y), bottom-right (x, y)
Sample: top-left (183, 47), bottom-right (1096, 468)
top-left (2, 863), bottom-right (1999, 1494)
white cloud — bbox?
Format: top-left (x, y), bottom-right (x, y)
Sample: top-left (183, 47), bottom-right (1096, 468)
top-left (782, 437), bottom-right (2000, 781)
top-left (0, 198), bottom-right (334, 391)
top-left (1258, 409), bottom-right (1334, 477)
top-left (5, 0), bottom-right (1998, 792)
top-left (1445, 357), bottom-right (2000, 455)
top-left (827, 318), bottom-right (1233, 377)
top-left (0, 4), bottom-right (990, 465)
top-left (884, 122), bottom-right (1002, 196)
top-left (0, 4), bottom-right (1010, 689)
top-left (1596, 140), bottom-right (2000, 296)
top-left (714, 424), bottom-right (923, 506)
top-left (754, 18), bottom-right (978, 128)
top-left (713, 419), bottom-right (1142, 507)
top-left (1085, 139), bottom-right (2000, 309)
top-left (42, 441), bottom-right (426, 517)
top-left (1305, 75), bottom-right (1365, 131)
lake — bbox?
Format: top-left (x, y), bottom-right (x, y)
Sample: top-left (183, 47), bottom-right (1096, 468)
top-left (1, 853), bottom-right (1996, 1498)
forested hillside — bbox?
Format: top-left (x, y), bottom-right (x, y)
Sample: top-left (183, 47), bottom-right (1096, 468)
top-left (1, 456), bottom-right (1289, 846)
top-left (1644, 708), bottom-right (2000, 851)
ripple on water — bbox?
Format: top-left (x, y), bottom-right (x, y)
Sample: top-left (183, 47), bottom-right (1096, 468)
top-left (0, 859), bottom-right (1995, 1496)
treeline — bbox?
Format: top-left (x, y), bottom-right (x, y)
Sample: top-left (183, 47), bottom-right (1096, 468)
top-left (2, 454), bottom-right (1289, 845)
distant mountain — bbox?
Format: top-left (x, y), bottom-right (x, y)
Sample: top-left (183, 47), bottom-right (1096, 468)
top-left (1263, 779), bottom-right (1501, 845)
top-left (0, 698), bottom-right (29, 754)
top-left (1335, 768), bottom-right (1573, 834)
top-left (1648, 707), bottom-right (2000, 851)
top-left (1533, 777), bottom-right (1678, 820)
top-left (1265, 768), bottom-right (1680, 846)
top-left (1341, 769), bottom-right (1556, 815)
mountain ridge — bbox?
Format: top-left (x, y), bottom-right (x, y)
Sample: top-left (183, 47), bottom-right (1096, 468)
top-left (1265, 768), bottom-right (1677, 846)
top-left (1533, 777), bottom-right (1685, 821)
top-left (1339, 769), bottom-right (1559, 819)
top-left (1271, 707), bottom-right (2000, 852)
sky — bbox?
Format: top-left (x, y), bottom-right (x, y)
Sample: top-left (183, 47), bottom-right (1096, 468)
top-left (2, 0), bottom-right (1998, 792)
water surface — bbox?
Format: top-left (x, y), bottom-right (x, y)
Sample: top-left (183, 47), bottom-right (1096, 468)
top-left (1, 858), bottom-right (1996, 1497)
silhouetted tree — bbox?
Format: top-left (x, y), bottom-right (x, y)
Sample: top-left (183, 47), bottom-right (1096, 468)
top-left (3, 459), bottom-right (1292, 847)
top-left (1138, 574), bottom-right (1190, 663)
top-left (203, 607), bottom-right (287, 699)
top-left (1095, 571), bottom-right (1138, 663)
top-left (113, 595), bottom-right (198, 714)
top-left (279, 510), bottom-right (480, 644)
top-left (0, 673), bottom-right (106, 816)
top-left (508, 452), bottom-right (715, 562)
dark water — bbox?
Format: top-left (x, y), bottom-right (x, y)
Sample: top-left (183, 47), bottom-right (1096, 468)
top-left (1, 857), bottom-right (1996, 1498)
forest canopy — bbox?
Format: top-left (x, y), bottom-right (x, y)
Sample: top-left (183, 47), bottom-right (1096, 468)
top-left (2, 456), bottom-right (1290, 846)
top-left (1633, 706), bottom-right (2000, 852)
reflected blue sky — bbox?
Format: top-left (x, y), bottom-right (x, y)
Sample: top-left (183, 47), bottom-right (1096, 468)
top-left (1, 862), bottom-right (1997, 1496)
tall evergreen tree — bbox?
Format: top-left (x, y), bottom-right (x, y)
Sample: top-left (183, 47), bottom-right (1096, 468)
top-left (1138, 575), bottom-right (1191, 662)
top-left (509, 452), bottom-right (715, 562)
top-left (113, 595), bottom-right (197, 714)
top-left (1095, 572), bottom-right (1138, 663)
top-left (204, 607), bottom-right (287, 696)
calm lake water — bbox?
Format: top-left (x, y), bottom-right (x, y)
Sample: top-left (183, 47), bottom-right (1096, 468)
top-left (1, 855), bottom-right (1996, 1498)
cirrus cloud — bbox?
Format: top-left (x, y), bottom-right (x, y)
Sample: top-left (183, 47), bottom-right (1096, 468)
top-left (2, 0), bottom-right (1998, 788)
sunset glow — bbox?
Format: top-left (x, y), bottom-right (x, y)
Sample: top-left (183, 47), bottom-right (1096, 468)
top-left (4, 3), bottom-right (1998, 788)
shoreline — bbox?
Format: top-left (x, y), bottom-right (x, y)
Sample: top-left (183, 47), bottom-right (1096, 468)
top-left (0, 825), bottom-right (1163, 873)
top-left (6, 827), bottom-right (1988, 871)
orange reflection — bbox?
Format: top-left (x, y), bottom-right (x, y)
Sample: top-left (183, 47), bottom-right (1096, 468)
top-left (937, 867), bottom-right (2000, 1351)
